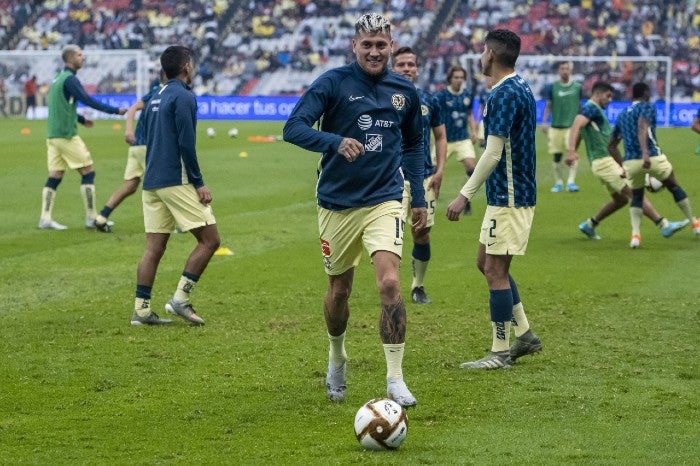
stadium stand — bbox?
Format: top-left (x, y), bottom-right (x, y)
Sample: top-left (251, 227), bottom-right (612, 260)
top-left (0, 0), bottom-right (698, 101)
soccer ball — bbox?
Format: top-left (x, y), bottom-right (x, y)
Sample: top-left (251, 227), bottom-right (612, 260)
top-left (644, 174), bottom-right (664, 193)
top-left (228, 127), bottom-right (239, 137)
top-left (206, 127), bottom-right (216, 137)
top-left (353, 398), bottom-right (408, 451)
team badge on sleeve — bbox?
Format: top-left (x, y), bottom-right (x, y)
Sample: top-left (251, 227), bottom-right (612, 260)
top-left (421, 104), bottom-right (429, 116)
top-left (391, 94), bottom-right (405, 110)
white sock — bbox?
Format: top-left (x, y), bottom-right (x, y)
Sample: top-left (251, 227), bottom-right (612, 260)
top-left (383, 343), bottom-right (404, 380)
top-left (174, 275), bottom-right (196, 302)
top-left (511, 302), bottom-right (530, 337)
top-left (411, 258), bottom-right (428, 289)
top-left (328, 332), bottom-right (347, 367)
top-left (552, 161), bottom-right (563, 185)
top-left (491, 321), bottom-right (511, 352)
top-left (41, 187), bottom-right (56, 222)
top-left (676, 198), bottom-right (695, 223)
top-left (630, 206), bottom-right (643, 236)
top-left (80, 184), bottom-right (96, 221)
top-left (567, 161), bottom-right (578, 185)
top-left (135, 298), bottom-right (150, 317)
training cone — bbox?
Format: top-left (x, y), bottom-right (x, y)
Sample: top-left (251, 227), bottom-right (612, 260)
top-left (20, 128), bottom-right (31, 135)
top-left (113, 123), bottom-right (122, 130)
top-left (214, 247), bottom-right (234, 256)
top-left (239, 151), bottom-right (248, 158)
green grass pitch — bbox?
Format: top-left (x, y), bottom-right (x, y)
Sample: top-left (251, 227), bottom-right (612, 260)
top-left (0, 118), bottom-right (698, 464)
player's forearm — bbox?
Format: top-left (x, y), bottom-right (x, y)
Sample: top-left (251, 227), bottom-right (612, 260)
top-left (459, 135), bottom-right (503, 200)
top-left (65, 77), bottom-right (120, 114)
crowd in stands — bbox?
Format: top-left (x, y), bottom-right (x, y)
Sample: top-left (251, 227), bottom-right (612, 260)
top-left (1, 0), bottom-right (698, 101)
top-left (424, 0), bottom-right (699, 101)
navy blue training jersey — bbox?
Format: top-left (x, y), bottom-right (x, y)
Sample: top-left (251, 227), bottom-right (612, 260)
top-left (435, 86), bottom-right (473, 142)
top-left (143, 79), bottom-right (204, 190)
top-left (133, 83), bottom-right (160, 146)
top-left (483, 73), bottom-right (537, 207)
top-left (283, 62), bottom-right (425, 210)
top-left (611, 101), bottom-right (660, 160)
top-left (410, 87), bottom-right (443, 178)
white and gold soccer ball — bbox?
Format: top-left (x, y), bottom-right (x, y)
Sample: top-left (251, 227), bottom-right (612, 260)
top-left (353, 398), bottom-right (408, 451)
top-left (228, 127), bottom-right (239, 137)
top-left (206, 127), bottom-right (216, 137)
top-left (644, 174), bottom-right (664, 193)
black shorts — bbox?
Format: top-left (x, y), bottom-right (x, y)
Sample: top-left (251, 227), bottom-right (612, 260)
top-left (26, 95), bottom-right (36, 107)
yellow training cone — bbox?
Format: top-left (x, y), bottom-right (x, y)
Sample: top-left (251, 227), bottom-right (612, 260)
top-left (214, 247), bottom-right (234, 256)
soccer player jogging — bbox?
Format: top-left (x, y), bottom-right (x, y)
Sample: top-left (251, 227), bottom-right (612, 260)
top-left (567, 81), bottom-right (687, 244)
top-left (39, 45), bottom-right (127, 230)
top-left (392, 46), bottom-right (447, 305)
top-left (283, 13), bottom-right (427, 407)
top-left (435, 65), bottom-right (479, 214)
top-left (608, 82), bottom-right (697, 244)
top-left (132, 46), bottom-right (221, 326)
top-left (542, 61), bottom-right (582, 193)
top-left (94, 71), bottom-right (165, 233)
top-left (446, 29), bottom-right (542, 370)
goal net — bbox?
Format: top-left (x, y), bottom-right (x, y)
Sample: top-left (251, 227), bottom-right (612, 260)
top-left (0, 49), bottom-right (151, 118)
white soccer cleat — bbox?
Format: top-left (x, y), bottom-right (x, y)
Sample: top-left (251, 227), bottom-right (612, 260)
top-left (38, 219), bottom-right (68, 230)
top-left (630, 234), bottom-right (641, 249)
top-left (325, 360), bottom-right (346, 402)
top-left (387, 377), bottom-right (417, 407)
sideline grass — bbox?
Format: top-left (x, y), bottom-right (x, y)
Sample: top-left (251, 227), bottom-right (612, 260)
top-left (0, 118), bottom-right (698, 464)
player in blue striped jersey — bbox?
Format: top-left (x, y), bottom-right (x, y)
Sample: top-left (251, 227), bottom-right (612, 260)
top-left (608, 82), bottom-right (698, 240)
top-left (392, 46), bottom-right (447, 305)
top-left (447, 29), bottom-right (541, 370)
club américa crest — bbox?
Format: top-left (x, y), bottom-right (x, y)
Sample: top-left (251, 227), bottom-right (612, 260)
top-left (391, 93), bottom-right (405, 110)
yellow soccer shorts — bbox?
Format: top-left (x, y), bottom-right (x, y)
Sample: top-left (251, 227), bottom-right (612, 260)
top-left (479, 205), bottom-right (535, 256)
top-left (547, 127), bottom-right (571, 155)
top-left (46, 136), bottom-right (93, 171)
top-left (623, 154), bottom-right (673, 190)
top-left (124, 145), bottom-right (146, 180)
top-left (142, 184), bottom-right (216, 233)
top-left (318, 200), bottom-right (404, 275)
top-left (402, 178), bottom-right (436, 228)
top-left (432, 138), bottom-right (476, 165)
top-left (591, 156), bottom-right (629, 194)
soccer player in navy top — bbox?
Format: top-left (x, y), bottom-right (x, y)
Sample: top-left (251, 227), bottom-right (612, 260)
top-left (446, 29), bottom-right (542, 370)
top-left (608, 82), bottom-right (697, 240)
top-left (94, 71), bottom-right (165, 232)
top-left (435, 65), bottom-right (478, 214)
top-left (392, 46), bottom-right (447, 305)
top-left (283, 13), bottom-right (427, 407)
top-left (132, 46), bottom-right (221, 326)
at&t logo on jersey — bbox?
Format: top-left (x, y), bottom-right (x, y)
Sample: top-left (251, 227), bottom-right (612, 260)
top-left (357, 114), bottom-right (373, 130)
top-left (357, 115), bottom-right (395, 131)
top-left (365, 134), bottom-right (383, 152)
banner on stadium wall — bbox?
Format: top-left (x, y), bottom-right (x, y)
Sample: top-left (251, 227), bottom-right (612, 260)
top-left (534, 100), bottom-right (698, 127)
top-left (72, 95), bottom-right (700, 127)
